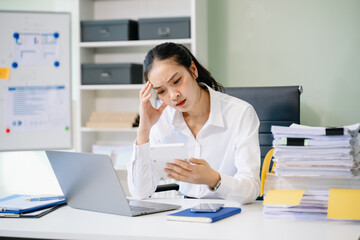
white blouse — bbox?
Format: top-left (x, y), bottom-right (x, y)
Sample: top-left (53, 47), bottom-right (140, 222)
top-left (127, 85), bottom-right (261, 204)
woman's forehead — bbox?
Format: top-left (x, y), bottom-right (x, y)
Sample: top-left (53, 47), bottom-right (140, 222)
top-left (148, 60), bottom-right (185, 82)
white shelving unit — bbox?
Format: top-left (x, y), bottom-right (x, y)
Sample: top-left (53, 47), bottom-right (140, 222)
top-left (75, 0), bottom-right (208, 155)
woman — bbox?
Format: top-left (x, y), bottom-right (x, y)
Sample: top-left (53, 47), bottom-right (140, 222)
top-left (127, 42), bottom-right (260, 204)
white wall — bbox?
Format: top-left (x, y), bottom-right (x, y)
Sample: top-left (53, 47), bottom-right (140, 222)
top-left (208, 0), bottom-right (360, 126)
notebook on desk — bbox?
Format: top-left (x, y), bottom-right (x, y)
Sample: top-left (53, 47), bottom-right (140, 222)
top-left (45, 151), bottom-right (180, 217)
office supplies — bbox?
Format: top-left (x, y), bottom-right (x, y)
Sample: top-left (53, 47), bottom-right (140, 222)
top-left (26, 196), bottom-right (65, 202)
top-left (0, 194), bottom-right (66, 215)
top-left (46, 150), bottom-right (181, 217)
top-left (167, 207), bottom-right (241, 223)
top-left (149, 143), bottom-right (188, 179)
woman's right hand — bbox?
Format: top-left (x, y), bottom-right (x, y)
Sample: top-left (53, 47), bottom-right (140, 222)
top-left (136, 81), bottom-right (167, 145)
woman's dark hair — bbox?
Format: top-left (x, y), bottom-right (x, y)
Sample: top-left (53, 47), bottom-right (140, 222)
top-left (143, 42), bottom-right (224, 92)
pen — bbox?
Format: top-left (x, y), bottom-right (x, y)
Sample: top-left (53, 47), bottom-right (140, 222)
top-left (26, 196), bottom-right (65, 202)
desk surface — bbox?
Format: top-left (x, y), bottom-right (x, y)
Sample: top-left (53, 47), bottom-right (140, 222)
top-left (0, 198), bottom-right (358, 240)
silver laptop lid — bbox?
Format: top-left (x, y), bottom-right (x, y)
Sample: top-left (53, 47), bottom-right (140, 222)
top-left (46, 150), bottom-right (133, 216)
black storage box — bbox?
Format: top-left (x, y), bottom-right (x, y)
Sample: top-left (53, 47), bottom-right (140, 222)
top-left (138, 17), bottom-right (190, 40)
top-left (81, 19), bottom-right (138, 42)
top-left (81, 63), bottom-right (143, 85)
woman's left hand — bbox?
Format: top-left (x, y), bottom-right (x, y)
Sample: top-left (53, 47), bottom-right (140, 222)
top-left (164, 158), bottom-right (220, 189)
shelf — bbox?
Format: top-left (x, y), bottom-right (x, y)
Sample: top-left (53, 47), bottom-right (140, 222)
top-left (76, 0), bottom-right (207, 152)
top-left (81, 127), bottom-right (138, 133)
top-left (80, 39), bottom-right (192, 48)
top-left (80, 84), bottom-right (144, 90)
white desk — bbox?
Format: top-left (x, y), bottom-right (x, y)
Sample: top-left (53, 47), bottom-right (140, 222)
top-left (0, 199), bottom-right (358, 240)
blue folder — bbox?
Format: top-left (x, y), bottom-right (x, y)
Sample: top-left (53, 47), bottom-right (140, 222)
top-left (0, 194), bottom-right (66, 214)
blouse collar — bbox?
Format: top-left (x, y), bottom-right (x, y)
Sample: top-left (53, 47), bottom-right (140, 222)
top-left (169, 83), bottom-right (225, 132)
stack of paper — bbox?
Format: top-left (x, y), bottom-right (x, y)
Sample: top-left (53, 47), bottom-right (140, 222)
top-left (86, 112), bottom-right (139, 129)
top-left (271, 123), bottom-right (360, 177)
top-left (263, 189), bottom-right (360, 221)
top-left (264, 173), bottom-right (360, 193)
top-left (263, 123), bottom-right (360, 220)
top-left (263, 190), bottom-right (328, 220)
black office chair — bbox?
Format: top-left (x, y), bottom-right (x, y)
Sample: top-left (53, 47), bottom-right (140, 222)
top-left (155, 86), bottom-right (302, 196)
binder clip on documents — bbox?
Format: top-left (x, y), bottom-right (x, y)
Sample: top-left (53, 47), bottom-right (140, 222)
top-left (261, 123), bottom-right (360, 221)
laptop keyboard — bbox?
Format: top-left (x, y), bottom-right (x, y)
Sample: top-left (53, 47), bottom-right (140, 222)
top-left (130, 205), bottom-right (155, 213)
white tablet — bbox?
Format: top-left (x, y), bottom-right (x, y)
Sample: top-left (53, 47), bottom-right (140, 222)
top-left (149, 143), bottom-right (188, 179)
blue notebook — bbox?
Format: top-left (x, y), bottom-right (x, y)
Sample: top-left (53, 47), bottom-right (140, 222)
top-left (167, 207), bottom-right (241, 223)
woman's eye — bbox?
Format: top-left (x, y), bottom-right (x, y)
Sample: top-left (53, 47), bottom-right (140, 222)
top-left (174, 78), bottom-right (181, 85)
top-left (157, 90), bottom-right (165, 95)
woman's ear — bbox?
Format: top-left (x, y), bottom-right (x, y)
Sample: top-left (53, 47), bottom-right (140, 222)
top-left (190, 61), bottom-right (198, 79)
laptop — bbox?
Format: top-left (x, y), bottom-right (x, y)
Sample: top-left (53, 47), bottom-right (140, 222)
top-left (45, 150), bottom-right (181, 217)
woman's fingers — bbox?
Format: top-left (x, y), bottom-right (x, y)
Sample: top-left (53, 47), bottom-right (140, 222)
top-left (164, 168), bottom-right (188, 182)
top-left (139, 81), bottom-right (149, 96)
top-left (172, 159), bottom-right (192, 170)
top-left (139, 81), bottom-right (152, 99)
top-left (142, 82), bottom-right (152, 98)
top-left (165, 158), bottom-right (219, 186)
top-left (142, 92), bottom-right (152, 102)
top-left (139, 82), bottom-right (154, 108)
top-left (189, 157), bottom-right (205, 165)
top-left (164, 161), bottom-right (193, 181)
top-left (166, 161), bottom-right (192, 173)
top-left (143, 82), bottom-right (152, 97)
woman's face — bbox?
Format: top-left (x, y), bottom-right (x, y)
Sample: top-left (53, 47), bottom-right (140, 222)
top-left (148, 59), bottom-right (199, 112)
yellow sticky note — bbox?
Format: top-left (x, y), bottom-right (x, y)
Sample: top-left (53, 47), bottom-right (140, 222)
top-left (263, 190), bottom-right (305, 206)
top-left (328, 188), bottom-right (360, 220)
top-left (0, 67), bottom-right (10, 80)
